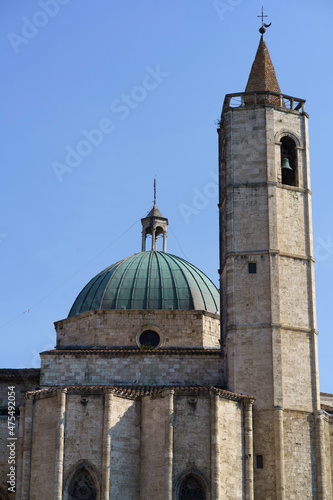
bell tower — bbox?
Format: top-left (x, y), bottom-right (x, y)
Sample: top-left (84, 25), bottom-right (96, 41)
top-left (218, 20), bottom-right (328, 499)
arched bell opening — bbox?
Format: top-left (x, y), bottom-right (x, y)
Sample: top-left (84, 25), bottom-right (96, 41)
top-left (281, 136), bottom-right (297, 187)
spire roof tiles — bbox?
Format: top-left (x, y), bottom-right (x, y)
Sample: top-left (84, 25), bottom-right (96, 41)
top-left (245, 36), bottom-right (282, 94)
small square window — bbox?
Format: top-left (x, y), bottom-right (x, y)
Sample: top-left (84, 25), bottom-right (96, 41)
top-left (248, 262), bottom-right (257, 274)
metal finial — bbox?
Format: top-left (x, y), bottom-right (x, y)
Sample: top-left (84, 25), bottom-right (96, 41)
top-left (154, 177), bottom-right (156, 205)
top-left (257, 6), bottom-right (267, 24)
top-left (257, 6), bottom-right (271, 34)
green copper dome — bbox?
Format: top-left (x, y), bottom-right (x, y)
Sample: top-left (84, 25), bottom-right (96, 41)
top-left (68, 251), bottom-right (219, 317)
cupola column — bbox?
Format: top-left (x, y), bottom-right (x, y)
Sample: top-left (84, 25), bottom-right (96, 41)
top-left (151, 227), bottom-right (156, 251)
top-left (163, 231), bottom-right (167, 252)
top-left (141, 230), bottom-right (146, 252)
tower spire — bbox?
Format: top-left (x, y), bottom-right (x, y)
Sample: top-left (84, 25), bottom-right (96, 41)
top-left (245, 12), bottom-right (282, 105)
top-left (245, 37), bottom-right (281, 94)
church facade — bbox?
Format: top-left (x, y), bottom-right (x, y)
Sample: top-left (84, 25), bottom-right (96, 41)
top-left (0, 26), bottom-right (332, 500)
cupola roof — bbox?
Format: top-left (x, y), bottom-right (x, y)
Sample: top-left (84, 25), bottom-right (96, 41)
top-left (68, 251), bottom-right (219, 316)
top-left (145, 203), bottom-right (165, 219)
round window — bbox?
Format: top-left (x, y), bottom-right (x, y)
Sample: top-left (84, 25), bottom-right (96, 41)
top-left (139, 329), bottom-right (160, 348)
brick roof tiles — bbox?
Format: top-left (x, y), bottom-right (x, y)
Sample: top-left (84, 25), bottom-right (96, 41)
top-left (244, 35), bottom-right (283, 107)
top-left (245, 36), bottom-right (282, 94)
top-left (41, 347), bottom-right (223, 356)
top-left (321, 404), bottom-right (333, 414)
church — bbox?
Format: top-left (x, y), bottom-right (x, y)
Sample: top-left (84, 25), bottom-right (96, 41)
top-left (0, 20), bottom-right (332, 500)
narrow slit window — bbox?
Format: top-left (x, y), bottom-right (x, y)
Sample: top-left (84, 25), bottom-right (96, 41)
top-left (248, 262), bottom-right (257, 274)
top-left (256, 455), bottom-right (264, 469)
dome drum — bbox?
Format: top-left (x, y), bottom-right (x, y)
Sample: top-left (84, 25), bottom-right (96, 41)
top-left (55, 308), bottom-right (220, 349)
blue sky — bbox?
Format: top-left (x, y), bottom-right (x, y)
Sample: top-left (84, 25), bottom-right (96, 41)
top-left (1, 0), bottom-right (332, 392)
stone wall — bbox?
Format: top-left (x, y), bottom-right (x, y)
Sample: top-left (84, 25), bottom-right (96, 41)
top-left (331, 416), bottom-right (333, 497)
top-left (282, 330), bottom-right (314, 410)
top-left (253, 409), bottom-right (276, 499)
top-left (14, 389), bottom-right (141, 499)
top-left (64, 394), bottom-right (104, 474)
top-left (276, 188), bottom-right (307, 256)
top-left (321, 389), bottom-right (333, 493)
top-left (173, 394), bottom-right (211, 488)
top-left (141, 390), bottom-right (246, 499)
top-left (13, 387), bottom-right (247, 499)
top-left (55, 309), bottom-right (220, 348)
top-left (140, 395), bottom-right (167, 498)
top-left (279, 257), bottom-right (310, 329)
top-left (225, 108), bottom-right (268, 186)
top-left (230, 255), bottom-right (271, 325)
top-left (0, 370), bottom-right (40, 409)
top-left (40, 350), bottom-right (224, 387)
top-left (29, 395), bottom-right (58, 499)
top-left (225, 327), bottom-right (274, 408)
top-left (0, 370), bottom-right (39, 500)
top-left (252, 408), bottom-right (326, 499)
top-left (323, 413), bottom-right (333, 499)
top-left (217, 398), bottom-right (244, 498)
top-left (232, 186), bottom-right (269, 252)
top-left (283, 411), bottom-right (317, 499)
top-left (63, 393), bottom-right (140, 499)
top-left (109, 396), bottom-right (140, 499)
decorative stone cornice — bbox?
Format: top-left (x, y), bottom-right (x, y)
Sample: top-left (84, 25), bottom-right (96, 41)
top-left (24, 384), bottom-right (252, 403)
